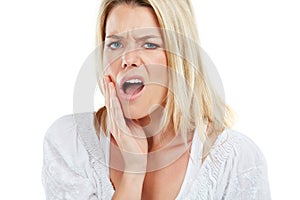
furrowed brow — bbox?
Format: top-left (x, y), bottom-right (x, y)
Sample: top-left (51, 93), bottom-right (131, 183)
top-left (134, 35), bottom-right (161, 41)
top-left (105, 35), bottom-right (124, 39)
top-left (106, 34), bottom-right (161, 40)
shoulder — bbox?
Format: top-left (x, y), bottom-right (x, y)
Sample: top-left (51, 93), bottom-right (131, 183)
top-left (214, 130), bottom-right (271, 199)
top-left (211, 130), bottom-right (271, 198)
top-left (207, 129), bottom-right (269, 177)
top-left (44, 112), bottom-right (96, 145)
top-left (44, 114), bottom-right (76, 143)
top-left (42, 113), bottom-right (104, 199)
top-left (184, 130), bottom-right (271, 199)
top-left (222, 129), bottom-right (267, 168)
top-left (43, 112), bottom-right (99, 169)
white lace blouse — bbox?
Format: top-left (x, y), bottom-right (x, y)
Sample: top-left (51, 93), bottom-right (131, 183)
top-left (42, 112), bottom-right (271, 199)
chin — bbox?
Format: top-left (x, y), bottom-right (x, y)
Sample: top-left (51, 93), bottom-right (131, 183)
top-left (123, 107), bottom-right (148, 120)
top-left (122, 103), bottom-right (165, 127)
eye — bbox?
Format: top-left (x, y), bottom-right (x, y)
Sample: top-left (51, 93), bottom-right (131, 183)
top-left (143, 43), bottom-right (159, 49)
top-left (107, 41), bottom-right (123, 50)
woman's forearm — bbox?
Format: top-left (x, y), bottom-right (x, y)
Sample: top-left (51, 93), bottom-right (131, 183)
top-left (112, 173), bottom-right (145, 200)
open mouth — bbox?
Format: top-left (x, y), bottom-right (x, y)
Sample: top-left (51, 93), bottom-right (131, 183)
top-left (122, 78), bottom-right (145, 96)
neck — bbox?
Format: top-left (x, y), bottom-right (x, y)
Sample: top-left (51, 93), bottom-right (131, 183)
top-left (134, 105), bottom-right (175, 151)
top-left (147, 125), bottom-right (175, 152)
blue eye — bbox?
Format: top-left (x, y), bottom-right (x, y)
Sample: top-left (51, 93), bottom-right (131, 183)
top-left (108, 42), bottom-right (122, 49)
top-left (144, 43), bottom-right (158, 49)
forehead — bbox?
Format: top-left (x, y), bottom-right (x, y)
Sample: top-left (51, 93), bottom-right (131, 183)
top-left (105, 4), bottom-right (160, 36)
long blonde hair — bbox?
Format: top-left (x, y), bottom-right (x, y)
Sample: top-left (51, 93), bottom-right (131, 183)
top-left (95, 0), bottom-right (234, 143)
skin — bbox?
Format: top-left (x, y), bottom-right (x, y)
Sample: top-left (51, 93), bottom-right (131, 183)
top-left (102, 4), bottom-right (193, 200)
top-left (103, 4), bottom-right (168, 122)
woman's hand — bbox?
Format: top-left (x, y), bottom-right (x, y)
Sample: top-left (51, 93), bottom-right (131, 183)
top-left (103, 76), bottom-right (148, 173)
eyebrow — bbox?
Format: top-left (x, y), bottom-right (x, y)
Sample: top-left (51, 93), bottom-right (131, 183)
top-left (105, 35), bottom-right (124, 39)
top-left (105, 34), bottom-right (161, 40)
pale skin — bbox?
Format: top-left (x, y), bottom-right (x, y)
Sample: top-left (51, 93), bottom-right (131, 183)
top-left (102, 4), bottom-right (200, 200)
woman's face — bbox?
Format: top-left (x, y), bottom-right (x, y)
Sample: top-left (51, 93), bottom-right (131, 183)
top-left (103, 4), bottom-right (168, 120)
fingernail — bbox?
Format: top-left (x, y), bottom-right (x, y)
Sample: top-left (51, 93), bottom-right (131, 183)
top-left (109, 83), bottom-right (115, 94)
top-left (108, 82), bottom-right (113, 89)
top-left (107, 82), bottom-right (111, 92)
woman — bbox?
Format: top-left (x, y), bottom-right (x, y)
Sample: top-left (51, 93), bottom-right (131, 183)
top-left (42, 0), bottom-right (271, 199)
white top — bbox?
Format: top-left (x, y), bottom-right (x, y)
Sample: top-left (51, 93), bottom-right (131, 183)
top-left (42, 112), bottom-right (271, 200)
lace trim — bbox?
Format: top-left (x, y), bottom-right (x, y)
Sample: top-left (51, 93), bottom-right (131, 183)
top-left (73, 113), bottom-right (114, 199)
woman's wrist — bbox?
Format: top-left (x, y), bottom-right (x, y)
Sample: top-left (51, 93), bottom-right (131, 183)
top-left (121, 172), bottom-right (146, 185)
top-left (112, 173), bottom-right (146, 200)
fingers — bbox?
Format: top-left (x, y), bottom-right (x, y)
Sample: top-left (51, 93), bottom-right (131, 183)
top-left (103, 76), bottom-right (127, 138)
top-left (109, 83), bottom-right (128, 131)
top-left (102, 76), bottom-right (148, 156)
top-left (103, 76), bottom-right (115, 135)
top-left (109, 81), bottom-right (136, 143)
top-left (108, 81), bottom-right (120, 139)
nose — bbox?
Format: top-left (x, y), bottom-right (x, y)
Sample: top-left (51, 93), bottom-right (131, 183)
top-left (121, 49), bottom-right (141, 69)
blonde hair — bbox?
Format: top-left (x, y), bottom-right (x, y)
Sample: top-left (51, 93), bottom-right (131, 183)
top-left (95, 0), bottom-right (234, 144)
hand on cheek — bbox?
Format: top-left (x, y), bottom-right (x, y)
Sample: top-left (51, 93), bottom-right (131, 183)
top-left (103, 75), bottom-right (148, 172)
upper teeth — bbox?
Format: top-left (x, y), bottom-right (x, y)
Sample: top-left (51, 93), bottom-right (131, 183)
top-left (125, 79), bottom-right (143, 84)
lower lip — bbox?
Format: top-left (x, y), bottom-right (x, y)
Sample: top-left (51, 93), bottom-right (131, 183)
top-left (119, 85), bottom-right (145, 101)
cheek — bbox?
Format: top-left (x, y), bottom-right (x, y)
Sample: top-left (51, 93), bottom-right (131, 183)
top-left (103, 55), bottom-right (122, 80)
top-left (144, 50), bottom-right (167, 66)
top-left (158, 51), bottom-right (168, 66)
top-left (103, 49), bottom-right (123, 68)
top-left (153, 53), bottom-right (168, 99)
top-left (146, 52), bottom-right (168, 87)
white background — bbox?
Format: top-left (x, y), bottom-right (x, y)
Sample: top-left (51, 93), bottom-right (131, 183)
top-left (0, 0), bottom-right (299, 199)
